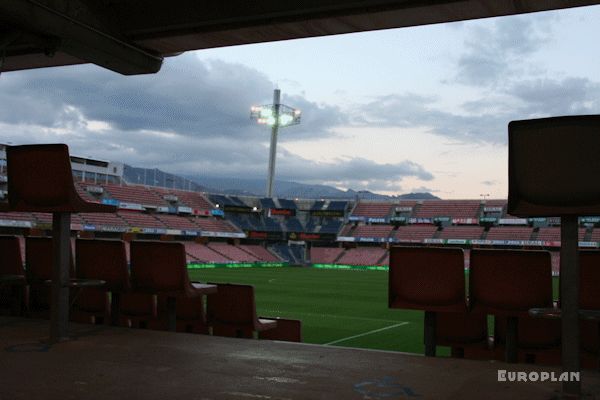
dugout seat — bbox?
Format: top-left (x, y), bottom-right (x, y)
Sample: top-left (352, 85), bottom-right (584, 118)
top-left (151, 294), bottom-right (209, 334)
top-left (207, 283), bottom-right (276, 338)
top-left (469, 249), bottom-right (557, 363)
top-left (72, 239), bottom-right (130, 325)
top-left (1, 144), bottom-right (116, 342)
top-left (119, 292), bottom-right (157, 329)
top-left (130, 241), bottom-right (216, 331)
top-left (388, 246), bottom-right (487, 357)
top-left (0, 236), bottom-right (27, 316)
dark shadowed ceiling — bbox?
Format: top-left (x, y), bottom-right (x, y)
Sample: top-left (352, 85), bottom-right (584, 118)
top-left (1, 0), bottom-right (599, 75)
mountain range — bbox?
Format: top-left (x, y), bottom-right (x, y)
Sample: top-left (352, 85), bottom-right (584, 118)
top-left (123, 165), bottom-right (439, 200)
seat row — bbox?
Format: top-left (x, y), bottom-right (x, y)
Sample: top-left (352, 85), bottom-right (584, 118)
top-left (0, 236), bottom-right (301, 342)
top-left (388, 247), bottom-right (599, 368)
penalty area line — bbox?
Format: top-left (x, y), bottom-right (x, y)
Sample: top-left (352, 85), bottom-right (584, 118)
top-left (324, 322), bottom-right (409, 346)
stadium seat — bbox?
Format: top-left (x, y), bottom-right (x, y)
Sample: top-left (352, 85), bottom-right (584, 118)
top-left (1, 144), bottom-right (116, 342)
top-left (494, 316), bottom-right (561, 365)
top-left (388, 246), bottom-right (487, 357)
top-left (435, 312), bottom-right (489, 359)
top-left (258, 317), bottom-right (302, 342)
top-left (0, 235), bottom-right (27, 316)
top-left (73, 239), bottom-right (130, 325)
top-left (129, 241), bottom-right (217, 331)
top-left (1, 144), bottom-right (115, 214)
top-left (119, 292), bottom-right (157, 329)
top-left (469, 249), bottom-right (556, 363)
top-left (206, 283), bottom-right (277, 338)
top-left (151, 294), bottom-right (209, 334)
top-left (25, 236), bottom-right (75, 317)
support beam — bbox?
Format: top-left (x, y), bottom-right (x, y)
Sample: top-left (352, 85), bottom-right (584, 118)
top-left (561, 215), bottom-right (581, 396)
top-left (505, 316), bottom-right (518, 363)
top-left (424, 311), bottom-right (436, 357)
top-left (0, 0), bottom-right (163, 75)
top-left (167, 296), bottom-right (177, 332)
top-left (50, 212), bottom-right (71, 343)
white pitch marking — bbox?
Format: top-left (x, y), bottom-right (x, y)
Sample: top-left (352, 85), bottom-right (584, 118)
top-left (259, 310), bottom-right (403, 324)
top-left (324, 322), bottom-right (409, 346)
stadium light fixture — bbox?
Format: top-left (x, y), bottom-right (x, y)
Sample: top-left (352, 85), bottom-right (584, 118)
top-left (251, 89), bottom-right (301, 197)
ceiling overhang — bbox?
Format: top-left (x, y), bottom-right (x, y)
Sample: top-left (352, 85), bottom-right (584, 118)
top-left (1, 0), bottom-right (599, 75)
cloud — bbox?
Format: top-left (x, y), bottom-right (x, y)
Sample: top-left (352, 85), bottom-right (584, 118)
top-left (0, 54), bottom-right (343, 143)
top-left (352, 93), bottom-right (509, 143)
top-left (0, 113), bottom-right (431, 194)
top-left (352, 73), bottom-right (600, 144)
top-left (274, 151), bottom-right (433, 191)
top-left (453, 15), bottom-right (554, 86)
top-left (507, 77), bottom-right (600, 116)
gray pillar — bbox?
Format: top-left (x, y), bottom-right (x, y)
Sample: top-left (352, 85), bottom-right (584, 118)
top-left (50, 212), bottom-right (71, 343)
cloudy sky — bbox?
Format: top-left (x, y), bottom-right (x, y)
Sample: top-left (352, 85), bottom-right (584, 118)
top-left (1, 5), bottom-right (599, 199)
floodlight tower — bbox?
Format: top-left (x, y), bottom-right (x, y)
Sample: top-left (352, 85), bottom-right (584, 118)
top-left (251, 89), bottom-right (301, 197)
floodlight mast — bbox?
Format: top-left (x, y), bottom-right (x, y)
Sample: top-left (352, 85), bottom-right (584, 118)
top-left (266, 89), bottom-right (281, 198)
top-left (250, 89), bottom-right (301, 198)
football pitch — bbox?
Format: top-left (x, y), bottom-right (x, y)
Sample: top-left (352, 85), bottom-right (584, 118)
top-left (189, 266), bottom-right (433, 355)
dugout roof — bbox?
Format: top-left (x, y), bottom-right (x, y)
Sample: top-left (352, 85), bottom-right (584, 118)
top-left (1, 0), bottom-right (599, 76)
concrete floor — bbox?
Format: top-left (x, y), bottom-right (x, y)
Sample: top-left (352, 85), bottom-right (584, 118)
top-left (1, 317), bottom-right (599, 400)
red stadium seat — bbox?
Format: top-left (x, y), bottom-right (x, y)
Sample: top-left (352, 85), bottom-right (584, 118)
top-left (2, 144), bottom-right (116, 342)
top-left (152, 294), bottom-right (209, 334)
top-left (469, 249), bottom-right (556, 363)
top-left (494, 316), bottom-right (561, 365)
top-left (119, 292), bottom-right (157, 329)
top-left (470, 249), bottom-right (554, 316)
top-left (258, 317), bottom-right (302, 342)
top-left (72, 239), bottom-right (130, 325)
top-left (389, 247), bottom-right (466, 313)
top-left (389, 246), bottom-right (487, 357)
top-left (206, 283), bottom-right (276, 338)
top-left (130, 241), bottom-right (216, 331)
top-left (0, 235), bottom-right (27, 316)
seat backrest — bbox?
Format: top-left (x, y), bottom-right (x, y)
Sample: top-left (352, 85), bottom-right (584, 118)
top-left (0, 235), bottom-right (25, 276)
top-left (7, 144), bottom-right (77, 210)
top-left (388, 246), bottom-right (466, 312)
top-left (579, 250), bottom-right (600, 310)
top-left (130, 241), bottom-right (188, 293)
top-left (469, 249), bottom-right (553, 315)
top-left (207, 283), bottom-right (256, 325)
top-left (25, 236), bottom-right (74, 281)
top-left (76, 239), bottom-right (129, 291)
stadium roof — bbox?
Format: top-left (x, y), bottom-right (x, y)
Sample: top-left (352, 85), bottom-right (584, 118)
top-left (1, 0), bottom-right (599, 75)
